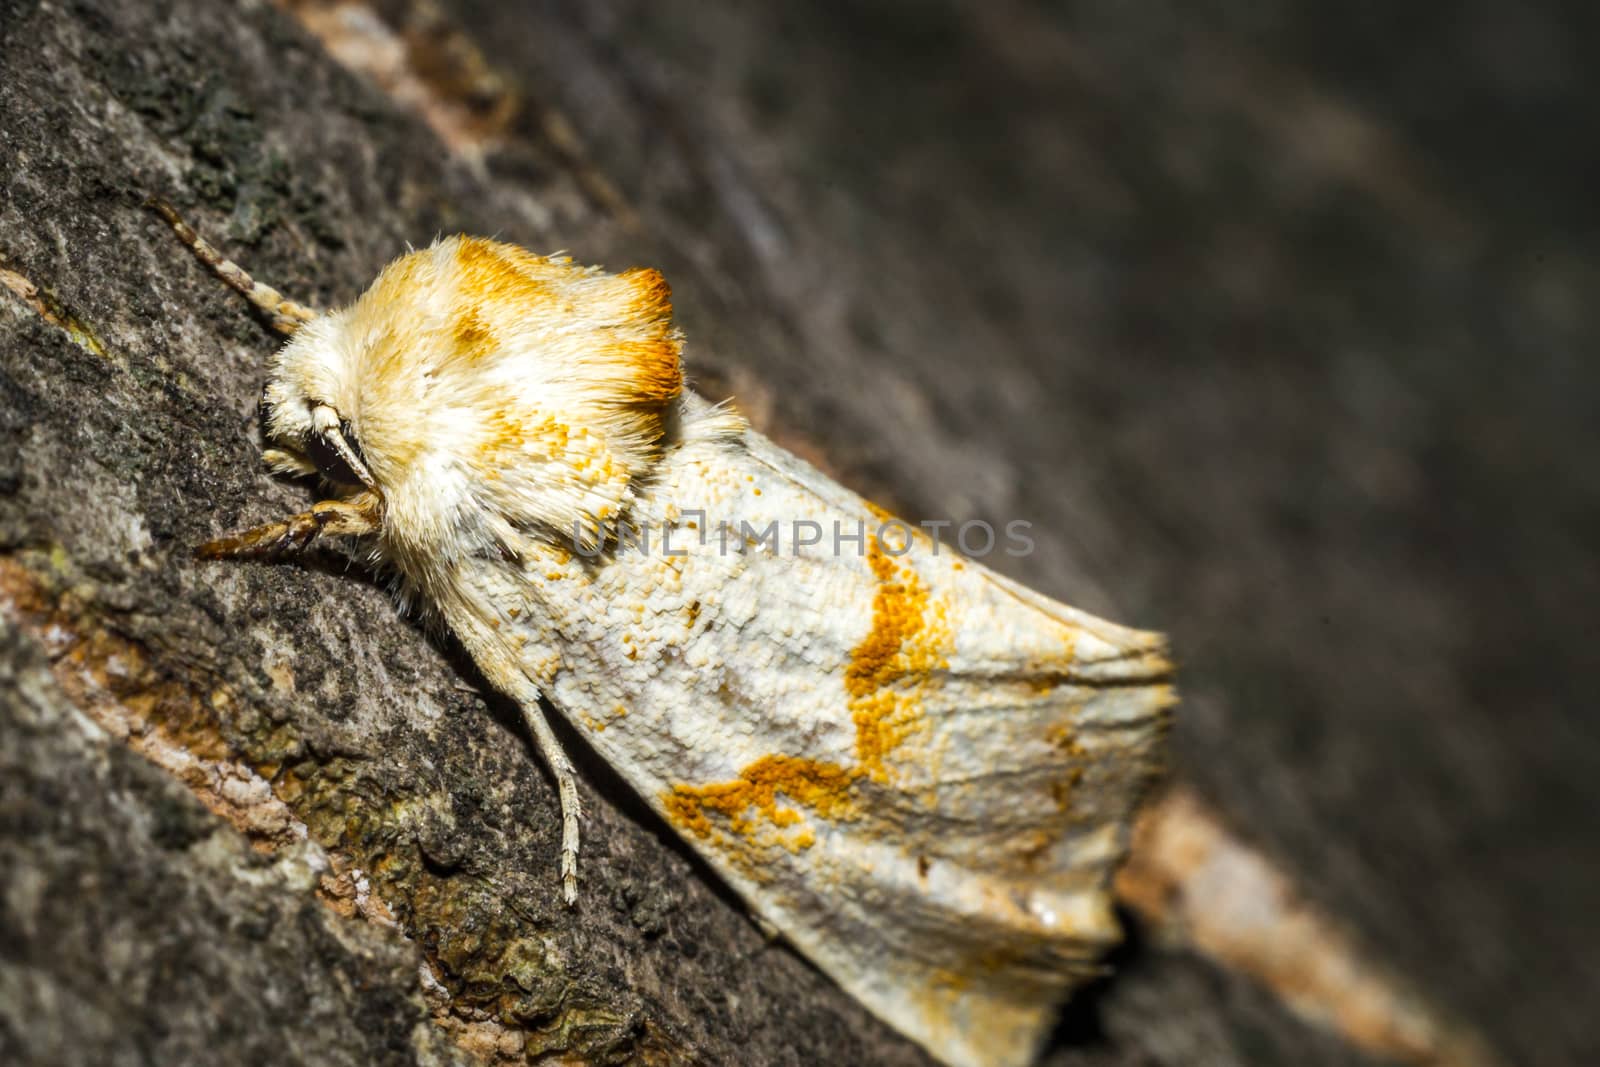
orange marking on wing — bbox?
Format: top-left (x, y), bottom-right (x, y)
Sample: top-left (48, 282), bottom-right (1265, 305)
top-left (663, 754), bottom-right (857, 867)
top-left (848, 506), bottom-right (949, 780)
top-left (660, 505), bottom-right (953, 862)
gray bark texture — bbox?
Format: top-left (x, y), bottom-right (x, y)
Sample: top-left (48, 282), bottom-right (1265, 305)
top-left (1, 1), bottom-right (1593, 1065)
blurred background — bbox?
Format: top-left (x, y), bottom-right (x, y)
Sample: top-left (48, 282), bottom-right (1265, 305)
top-left (472, 4), bottom-right (1598, 1062)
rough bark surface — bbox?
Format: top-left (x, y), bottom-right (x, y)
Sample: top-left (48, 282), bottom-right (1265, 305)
top-left (1, 2), bottom-right (1592, 1066)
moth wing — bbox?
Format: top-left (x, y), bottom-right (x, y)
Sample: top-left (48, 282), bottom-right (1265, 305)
top-left (500, 426), bottom-right (1173, 1067)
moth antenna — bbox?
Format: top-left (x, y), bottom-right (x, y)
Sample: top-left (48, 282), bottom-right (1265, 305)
top-left (144, 196), bottom-right (320, 335)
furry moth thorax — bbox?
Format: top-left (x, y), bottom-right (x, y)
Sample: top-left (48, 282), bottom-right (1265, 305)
top-left (263, 236), bottom-right (684, 560)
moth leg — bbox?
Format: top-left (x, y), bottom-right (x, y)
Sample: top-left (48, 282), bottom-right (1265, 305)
top-left (518, 702), bottom-right (582, 905)
top-left (458, 641), bottom-right (584, 905)
top-left (198, 494), bottom-right (379, 561)
top-left (145, 196), bottom-right (320, 335)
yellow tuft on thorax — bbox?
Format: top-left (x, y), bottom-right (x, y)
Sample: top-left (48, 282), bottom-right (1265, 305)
top-left (283, 235), bottom-right (696, 562)
top-left (445, 237), bottom-right (683, 415)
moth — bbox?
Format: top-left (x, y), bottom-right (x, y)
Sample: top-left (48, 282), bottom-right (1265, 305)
top-left (152, 201), bottom-right (1175, 1067)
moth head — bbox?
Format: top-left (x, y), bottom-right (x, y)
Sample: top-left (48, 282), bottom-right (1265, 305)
top-left (262, 312), bottom-right (382, 492)
top-left (262, 236), bottom-right (686, 556)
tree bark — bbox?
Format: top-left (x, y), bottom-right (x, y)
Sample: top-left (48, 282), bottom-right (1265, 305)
top-left (2, 2), bottom-right (1592, 1065)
